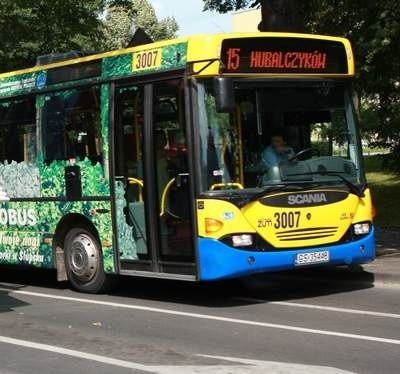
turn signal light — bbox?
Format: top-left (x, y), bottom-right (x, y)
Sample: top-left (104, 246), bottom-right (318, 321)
top-left (205, 218), bottom-right (224, 234)
top-left (371, 205), bottom-right (377, 218)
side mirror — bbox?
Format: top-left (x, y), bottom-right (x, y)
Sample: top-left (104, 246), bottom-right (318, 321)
top-left (213, 77), bottom-right (235, 113)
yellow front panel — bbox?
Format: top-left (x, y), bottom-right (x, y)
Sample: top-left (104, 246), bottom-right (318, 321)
top-left (197, 199), bottom-right (255, 238)
top-left (241, 192), bottom-right (358, 248)
top-left (197, 188), bottom-right (373, 249)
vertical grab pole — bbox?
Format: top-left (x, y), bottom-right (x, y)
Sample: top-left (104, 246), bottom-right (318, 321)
top-left (255, 90), bottom-right (263, 135)
top-left (235, 106), bottom-right (245, 186)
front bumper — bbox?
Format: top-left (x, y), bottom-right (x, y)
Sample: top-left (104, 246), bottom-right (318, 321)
top-left (198, 228), bottom-right (375, 281)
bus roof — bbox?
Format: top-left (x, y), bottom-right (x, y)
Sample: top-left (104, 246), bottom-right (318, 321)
top-left (0, 32), bottom-right (354, 98)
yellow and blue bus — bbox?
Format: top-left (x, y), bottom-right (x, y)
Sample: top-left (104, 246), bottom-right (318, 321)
top-left (0, 32), bottom-right (375, 292)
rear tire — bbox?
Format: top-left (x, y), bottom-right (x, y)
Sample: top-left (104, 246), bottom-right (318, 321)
top-left (64, 227), bottom-right (109, 293)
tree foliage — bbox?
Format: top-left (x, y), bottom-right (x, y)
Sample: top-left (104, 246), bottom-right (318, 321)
top-left (307, 1), bottom-right (400, 164)
top-left (0, 0), bottom-right (105, 72)
top-left (0, 0), bottom-right (178, 73)
top-left (130, 0), bottom-right (178, 41)
top-left (103, 0), bottom-right (178, 50)
top-left (102, 5), bottom-right (135, 50)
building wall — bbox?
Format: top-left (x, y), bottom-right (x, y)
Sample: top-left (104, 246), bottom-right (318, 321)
top-left (232, 9), bottom-right (262, 32)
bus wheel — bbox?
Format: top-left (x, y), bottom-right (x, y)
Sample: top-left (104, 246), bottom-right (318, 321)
top-left (64, 227), bottom-right (108, 293)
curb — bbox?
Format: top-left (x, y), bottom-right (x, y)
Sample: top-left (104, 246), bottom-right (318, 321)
top-left (362, 267), bottom-right (400, 288)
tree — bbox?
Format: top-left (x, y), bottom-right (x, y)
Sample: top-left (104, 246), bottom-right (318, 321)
top-left (102, 6), bottom-right (134, 50)
top-left (102, 0), bottom-right (178, 50)
top-left (0, 0), bottom-right (106, 73)
top-left (306, 1), bottom-right (400, 167)
top-left (0, 0), bottom-right (178, 73)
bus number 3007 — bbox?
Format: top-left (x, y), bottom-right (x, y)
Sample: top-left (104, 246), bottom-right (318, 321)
top-left (274, 211), bottom-right (301, 229)
top-left (135, 50), bottom-right (159, 69)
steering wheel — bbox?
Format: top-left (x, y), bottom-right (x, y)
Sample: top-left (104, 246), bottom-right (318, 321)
top-left (288, 148), bottom-right (320, 162)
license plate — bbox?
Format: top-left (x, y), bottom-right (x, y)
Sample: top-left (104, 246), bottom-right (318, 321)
top-left (295, 251), bottom-right (329, 266)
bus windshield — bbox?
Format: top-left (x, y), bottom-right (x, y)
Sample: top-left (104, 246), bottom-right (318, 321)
top-left (196, 80), bottom-right (364, 193)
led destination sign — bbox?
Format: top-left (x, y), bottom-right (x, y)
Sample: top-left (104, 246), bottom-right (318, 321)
top-left (221, 37), bottom-right (349, 74)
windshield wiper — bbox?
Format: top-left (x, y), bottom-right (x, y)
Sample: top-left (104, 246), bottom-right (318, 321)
top-left (205, 182), bottom-right (343, 208)
top-left (285, 171), bottom-right (365, 197)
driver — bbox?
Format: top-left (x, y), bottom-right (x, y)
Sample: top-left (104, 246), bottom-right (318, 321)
top-left (261, 129), bottom-right (294, 169)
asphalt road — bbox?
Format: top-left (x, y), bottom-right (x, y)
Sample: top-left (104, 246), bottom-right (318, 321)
top-left (0, 267), bottom-right (399, 374)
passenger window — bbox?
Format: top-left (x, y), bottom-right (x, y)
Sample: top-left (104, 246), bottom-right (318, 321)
top-left (0, 97), bottom-right (36, 163)
top-left (42, 87), bottom-right (102, 164)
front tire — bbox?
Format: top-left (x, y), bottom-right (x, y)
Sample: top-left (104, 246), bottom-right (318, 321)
top-left (64, 227), bottom-right (109, 293)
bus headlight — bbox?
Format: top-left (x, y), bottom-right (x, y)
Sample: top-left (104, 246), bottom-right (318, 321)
top-left (232, 234), bottom-right (253, 247)
top-left (353, 222), bottom-right (371, 236)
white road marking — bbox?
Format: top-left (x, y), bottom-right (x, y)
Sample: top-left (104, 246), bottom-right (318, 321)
top-left (0, 335), bottom-right (149, 371)
top-left (0, 335), bottom-right (355, 373)
top-left (3, 288), bottom-right (400, 346)
top-left (234, 297), bottom-right (400, 319)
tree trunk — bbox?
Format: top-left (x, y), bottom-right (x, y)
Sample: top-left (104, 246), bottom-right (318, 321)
top-left (258, 0), bottom-right (305, 32)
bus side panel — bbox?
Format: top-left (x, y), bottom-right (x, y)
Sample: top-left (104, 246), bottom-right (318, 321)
top-left (0, 200), bottom-right (115, 273)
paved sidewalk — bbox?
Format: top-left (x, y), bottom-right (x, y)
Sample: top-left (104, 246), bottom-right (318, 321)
top-left (375, 227), bottom-right (400, 255)
top-left (361, 228), bottom-right (400, 286)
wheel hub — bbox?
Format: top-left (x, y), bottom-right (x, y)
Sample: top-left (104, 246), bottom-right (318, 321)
top-left (69, 234), bottom-right (98, 282)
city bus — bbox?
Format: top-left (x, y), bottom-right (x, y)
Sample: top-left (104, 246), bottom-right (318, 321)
top-left (0, 32), bottom-right (375, 292)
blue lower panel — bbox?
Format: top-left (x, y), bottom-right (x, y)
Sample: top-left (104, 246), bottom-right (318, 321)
top-left (198, 230), bottom-right (375, 281)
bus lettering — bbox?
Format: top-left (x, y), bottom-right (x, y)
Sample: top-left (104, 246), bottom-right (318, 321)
top-left (274, 211), bottom-right (301, 229)
top-left (0, 208), bottom-right (37, 226)
top-left (288, 193), bottom-right (328, 205)
top-left (133, 49), bottom-right (162, 71)
top-left (226, 48), bottom-right (241, 70)
top-left (18, 250), bottom-right (43, 263)
top-left (249, 50), bottom-right (327, 70)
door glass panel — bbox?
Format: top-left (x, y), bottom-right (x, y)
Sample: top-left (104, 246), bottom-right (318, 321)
top-left (114, 85), bottom-right (148, 260)
top-left (153, 80), bottom-right (194, 261)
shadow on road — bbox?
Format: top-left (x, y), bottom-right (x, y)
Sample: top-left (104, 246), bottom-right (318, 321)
top-left (112, 267), bottom-right (375, 307)
top-left (0, 266), bottom-right (67, 290)
top-left (0, 264), bottom-right (375, 309)
top-left (0, 284), bottom-right (30, 314)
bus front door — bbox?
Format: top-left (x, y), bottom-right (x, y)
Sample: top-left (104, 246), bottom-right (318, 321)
top-left (113, 80), bottom-right (195, 276)
top-left (152, 79), bottom-right (195, 264)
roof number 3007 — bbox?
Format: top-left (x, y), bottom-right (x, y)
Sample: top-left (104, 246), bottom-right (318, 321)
top-left (135, 50), bottom-right (160, 70)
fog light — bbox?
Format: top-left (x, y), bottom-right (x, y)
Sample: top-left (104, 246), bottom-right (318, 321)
top-left (232, 234), bottom-right (253, 247)
top-left (353, 222), bottom-right (371, 235)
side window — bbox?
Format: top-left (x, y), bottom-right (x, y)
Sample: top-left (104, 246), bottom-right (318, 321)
top-left (115, 86), bottom-right (144, 179)
top-left (0, 97), bottom-right (36, 164)
top-left (42, 87), bottom-right (102, 164)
